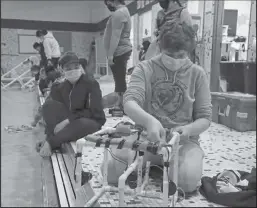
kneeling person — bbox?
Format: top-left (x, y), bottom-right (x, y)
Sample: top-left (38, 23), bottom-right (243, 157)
top-left (38, 52), bottom-right (106, 157)
top-left (104, 21), bottom-right (212, 193)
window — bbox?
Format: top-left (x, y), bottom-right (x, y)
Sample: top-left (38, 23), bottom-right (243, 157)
top-left (18, 35), bottom-right (38, 54)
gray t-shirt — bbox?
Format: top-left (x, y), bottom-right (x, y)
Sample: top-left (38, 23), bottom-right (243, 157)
top-left (103, 6), bottom-right (132, 57)
top-left (124, 54), bottom-right (212, 142)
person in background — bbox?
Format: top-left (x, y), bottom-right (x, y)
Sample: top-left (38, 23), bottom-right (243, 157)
top-left (30, 65), bottom-right (60, 99)
top-left (105, 21), bottom-right (212, 193)
top-left (139, 40), bottom-right (151, 61)
top-left (103, 0), bottom-right (132, 113)
top-left (145, 0), bottom-right (193, 60)
top-left (36, 52), bottom-right (106, 157)
top-left (33, 42), bottom-right (47, 69)
top-left (31, 65), bottom-right (64, 128)
top-left (36, 29), bottom-right (61, 69)
top-left (30, 65), bottom-right (41, 82)
top-left (127, 40), bottom-right (151, 75)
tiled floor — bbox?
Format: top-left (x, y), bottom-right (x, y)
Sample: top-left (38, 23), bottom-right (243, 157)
top-left (81, 111), bottom-right (256, 207)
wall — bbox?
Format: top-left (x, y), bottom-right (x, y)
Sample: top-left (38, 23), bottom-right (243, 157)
top-left (247, 0), bottom-right (256, 61)
top-left (1, 28), bottom-right (98, 74)
top-left (1, 0), bottom-right (109, 23)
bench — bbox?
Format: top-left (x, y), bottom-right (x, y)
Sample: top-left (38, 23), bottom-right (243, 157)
top-left (37, 86), bottom-right (100, 207)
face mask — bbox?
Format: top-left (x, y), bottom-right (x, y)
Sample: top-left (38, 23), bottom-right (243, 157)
top-left (161, 53), bottom-right (188, 71)
top-left (64, 68), bottom-right (82, 84)
top-left (158, 0), bottom-right (170, 11)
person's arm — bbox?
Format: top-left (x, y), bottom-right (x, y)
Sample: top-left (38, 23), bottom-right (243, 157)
top-left (43, 39), bottom-right (52, 60)
top-left (107, 11), bottom-right (126, 58)
top-left (180, 8), bottom-right (193, 26)
top-left (103, 19), bottom-right (110, 55)
top-left (88, 79), bottom-right (106, 126)
top-left (123, 66), bottom-right (156, 129)
top-left (186, 68), bottom-right (212, 136)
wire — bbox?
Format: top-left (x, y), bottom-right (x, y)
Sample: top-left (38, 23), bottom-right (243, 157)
top-left (107, 149), bottom-right (128, 167)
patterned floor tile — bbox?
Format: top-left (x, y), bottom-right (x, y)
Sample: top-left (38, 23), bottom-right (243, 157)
top-left (82, 115), bottom-right (256, 207)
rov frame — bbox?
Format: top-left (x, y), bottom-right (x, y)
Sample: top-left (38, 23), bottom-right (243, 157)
top-left (75, 128), bottom-right (180, 207)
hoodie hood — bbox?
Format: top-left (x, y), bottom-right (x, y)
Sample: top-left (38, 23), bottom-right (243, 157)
top-left (42, 32), bottom-right (61, 59)
top-left (44, 32), bottom-right (55, 39)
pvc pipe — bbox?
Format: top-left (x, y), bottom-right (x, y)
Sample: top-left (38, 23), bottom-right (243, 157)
top-left (171, 136), bottom-right (180, 207)
top-left (136, 155), bottom-right (143, 193)
top-left (163, 166), bottom-right (169, 207)
top-left (1, 62), bottom-right (23, 78)
top-left (141, 161), bottom-right (151, 190)
top-left (85, 187), bottom-right (106, 207)
top-left (2, 69), bottom-right (30, 89)
top-left (76, 138), bottom-right (86, 154)
top-left (118, 157), bottom-right (139, 207)
top-left (74, 138), bottom-right (85, 206)
top-left (103, 148), bottom-right (108, 186)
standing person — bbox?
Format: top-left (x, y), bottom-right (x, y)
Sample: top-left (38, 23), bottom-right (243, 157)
top-left (103, 0), bottom-right (132, 113)
top-left (145, 0), bottom-right (193, 60)
top-left (36, 52), bottom-right (106, 157)
top-left (33, 42), bottom-right (48, 69)
top-left (36, 29), bottom-right (61, 69)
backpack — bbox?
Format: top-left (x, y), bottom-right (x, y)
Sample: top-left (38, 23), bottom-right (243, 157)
top-left (199, 168), bottom-right (256, 207)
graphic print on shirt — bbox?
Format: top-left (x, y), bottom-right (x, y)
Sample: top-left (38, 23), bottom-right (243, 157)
top-left (151, 77), bottom-right (186, 127)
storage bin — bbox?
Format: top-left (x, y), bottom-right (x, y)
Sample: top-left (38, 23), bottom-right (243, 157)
top-left (220, 61), bottom-right (256, 95)
top-left (211, 92), bottom-right (256, 132)
top-left (244, 62), bottom-right (256, 95)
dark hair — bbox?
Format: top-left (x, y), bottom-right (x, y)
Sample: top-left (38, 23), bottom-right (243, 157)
top-left (59, 51), bottom-right (80, 70)
top-left (159, 20), bottom-right (196, 56)
top-left (142, 40), bottom-right (151, 50)
top-left (79, 58), bottom-right (88, 70)
top-left (33, 42), bottom-right (40, 49)
top-left (41, 29), bottom-right (48, 35)
top-left (36, 29), bottom-right (48, 37)
top-left (30, 65), bottom-right (40, 72)
top-left (36, 30), bottom-right (42, 37)
top-left (45, 65), bottom-right (55, 75)
top-left (104, 0), bottom-right (125, 5)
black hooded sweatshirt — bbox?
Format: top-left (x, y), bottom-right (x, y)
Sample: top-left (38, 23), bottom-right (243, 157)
top-left (49, 74), bottom-right (106, 127)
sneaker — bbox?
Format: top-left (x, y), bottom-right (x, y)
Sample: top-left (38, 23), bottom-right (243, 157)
top-left (39, 141), bottom-right (52, 157)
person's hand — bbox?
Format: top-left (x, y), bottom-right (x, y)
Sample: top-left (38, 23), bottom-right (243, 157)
top-left (173, 125), bottom-right (192, 141)
top-left (108, 56), bottom-right (114, 66)
top-left (47, 60), bottom-right (53, 66)
top-left (146, 118), bottom-right (166, 143)
top-left (54, 119), bottom-right (69, 134)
